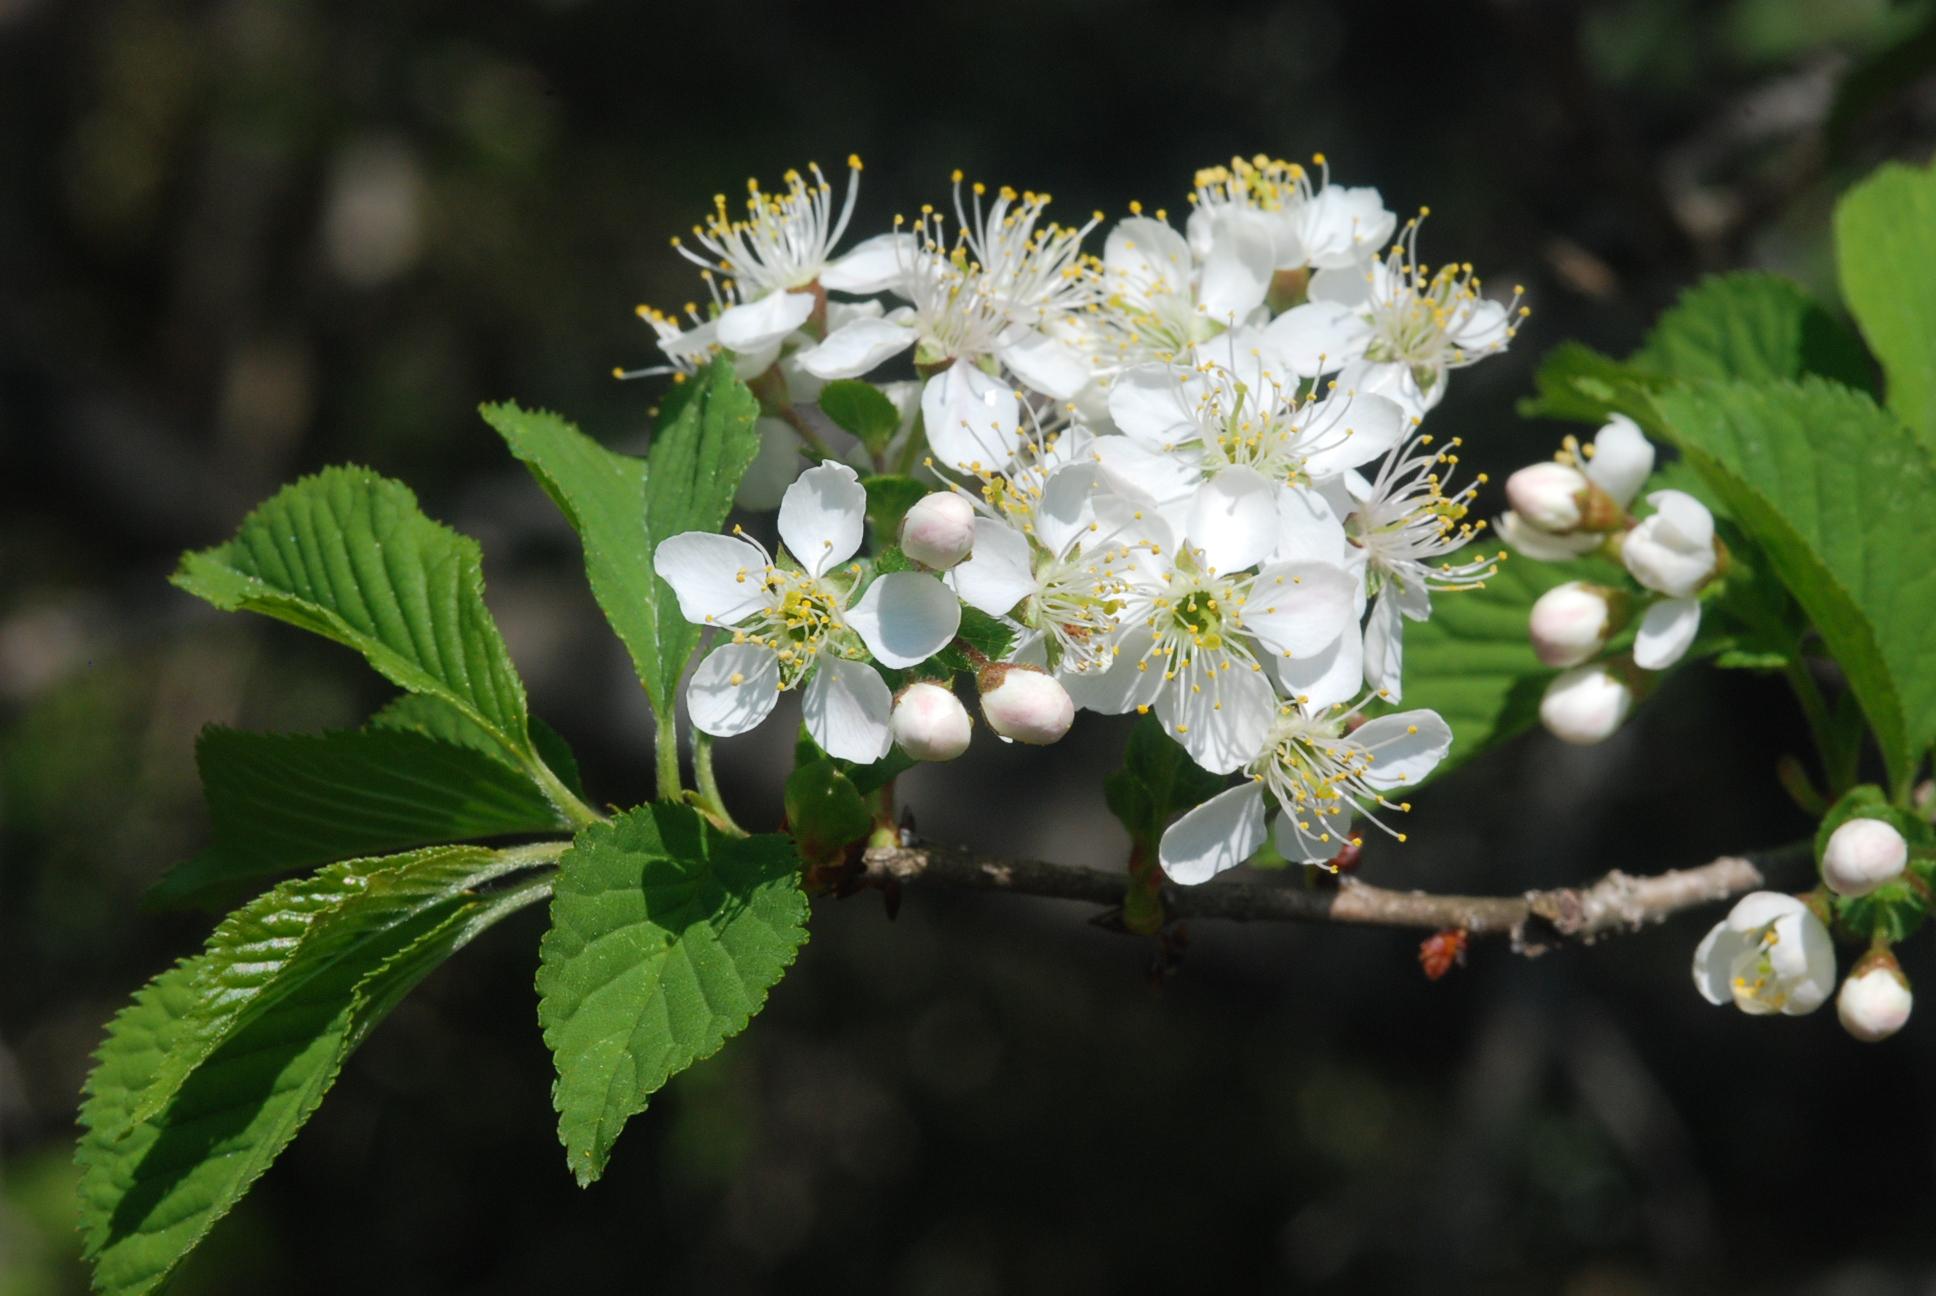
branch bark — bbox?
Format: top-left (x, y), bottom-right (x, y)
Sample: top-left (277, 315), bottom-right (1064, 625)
top-left (857, 842), bottom-right (1807, 956)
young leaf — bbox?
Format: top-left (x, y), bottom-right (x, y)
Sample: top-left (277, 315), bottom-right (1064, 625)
top-left (639, 358), bottom-right (763, 715)
top-left (1104, 713), bottom-right (1226, 850)
top-left (1515, 342), bottom-right (1664, 424)
top-left (860, 473), bottom-right (927, 547)
top-left (133, 845), bottom-right (540, 1126)
top-left (77, 900), bottom-right (467, 1296)
top-left (373, 694), bottom-right (587, 797)
top-left (818, 379), bottom-right (902, 456)
top-left (536, 804), bottom-right (808, 1186)
top-left (478, 401), bottom-right (662, 702)
top-left (784, 759), bottom-right (871, 866)
top-left (171, 466), bottom-right (536, 766)
top-left (1835, 158), bottom-right (1936, 441)
top-left (150, 727), bottom-right (568, 906)
top-left (1630, 272), bottom-right (1874, 391)
top-left (1651, 379), bottom-right (1936, 787)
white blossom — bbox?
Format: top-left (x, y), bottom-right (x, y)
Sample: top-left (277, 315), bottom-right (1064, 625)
top-left (1692, 892), bottom-right (1836, 1017)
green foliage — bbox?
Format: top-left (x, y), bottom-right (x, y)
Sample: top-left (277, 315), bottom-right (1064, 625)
top-left (148, 701), bottom-right (585, 907)
top-left (1517, 341), bottom-right (1665, 423)
top-left (1651, 379), bottom-right (1936, 788)
top-left (1104, 713), bottom-right (1226, 850)
top-left (373, 695), bottom-right (587, 797)
top-left (1391, 555), bottom-right (1623, 776)
top-left (1630, 272), bottom-right (1873, 391)
top-left (535, 804), bottom-right (809, 1186)
top-left (77, 847), bottom-right (549, 1295)
top-left (818, 380), bottom-right (902, 456)
top-left (860, 473), bottom-right (927, 547)
top-left (172, 466), bottom-right (538, 769)
top-left (480, 400), bottom-right (658, 696)
top-left (783, 759), bottom-right (871, 866)
top-left (638, 359), bottom-right (763, 716)
top-left (1835, 158), bottom-right (1936, 442)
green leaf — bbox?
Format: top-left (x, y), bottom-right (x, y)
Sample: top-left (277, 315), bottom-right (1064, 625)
top-left (373, 694), bottom-right (587, 797)
top-left (860, 473), bottom-right (927, 548)
top-left (783, 760), bottom-right (871, 865)
top-left (1630, 272), bottom-right (1874, 391)
top-left (1651, 379), bottom-right (1936, 787)
top-left (1394, 554), bottom-right (1624, 776)
top-left (479, 400), bottom-right (661, 705)
top-left (638, 358), bottom-right (763, 715)
top-left (173, 466), bottom-right (538, 769)
top-left (536, 804), bottom-right (808, 1186)
top-left (149, 726), bottom-right (568, 906)
top-left (1836, 158), bottom-right (1936, 442)
top-left (1104, 713), bottom-right (1227, 849)
top-left (818, 380), bottom-right (902, 456)
top-left (132, 846), bottom-right (538, 1127)
top-left (1516, 342), bottom-right (1665, 424)
top-left (75, 871), bottom-right (536, 1296)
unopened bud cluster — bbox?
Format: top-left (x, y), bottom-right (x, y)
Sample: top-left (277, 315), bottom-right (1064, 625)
top-left (1498, 416), bottom-right (1726, 745)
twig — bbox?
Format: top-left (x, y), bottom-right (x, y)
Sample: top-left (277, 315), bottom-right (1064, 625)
top-left (857, 843), bottom-right (1807, 956)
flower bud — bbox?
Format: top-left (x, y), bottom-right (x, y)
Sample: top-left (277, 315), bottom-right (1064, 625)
top-left (898, 492), bottom-right (977, 570)
top-left (1838, 956), bottom-right (1913, 1042)
top-left (1581, 414), bottom-right (1655, 508)
top-left (1504, 462), bottom-right (1591, 532)
top-left (978, 665), bottom-right (1075, 746)
top-left (1693, 891), bottom-right (1836, 1016)
top-left (1622, 490), bottom-right (1718, 598)
top-left (1538, 663), bottom-right (1633, 745)
top-left (1528, 581), bottom-right (1625, 668)
top-left (890, 681), bottom-right (973, 761)
top-left (1821, 817), bottom-right (1908, 898)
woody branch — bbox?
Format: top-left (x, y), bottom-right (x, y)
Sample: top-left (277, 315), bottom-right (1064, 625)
top-left (857, 842), bottom-right (1810, 956)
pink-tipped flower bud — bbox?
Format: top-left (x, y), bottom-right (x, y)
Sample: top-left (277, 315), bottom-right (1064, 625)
top-left (899, 492), bottom-right (977, 570)
top-left (1538, 663), bottom-right (1633, 745)
top-left (1838, 955), bottom-right (1913, 1042)
top-left (978, 665), bottom-right (1074, 746)
top-left (1528, 581), bottom-right (1625, 668)
top-left (1821, 817), bottom-right (1908, 898)
top-left (890, 681), bottom-right (973, 761)
top-left (1505, 462), bottom-right (1618, 534)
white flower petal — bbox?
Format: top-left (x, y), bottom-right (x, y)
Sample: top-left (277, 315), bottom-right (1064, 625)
top-left (1353, 710), bottom-right (1452, 790)
top-left (1196, 211), bottom-right (1274, 322)
top-left (1306, 264), bottom-right (1374, 308)
top-left (1262, 300), bottom-right (1367, 377)
top-left (998, 327), bottom-right (1092, 401)
top-left (820, 233), bottom-right (915, 294)
top-left (1091, 434), bottom-right (1200, 512)
top-left (1034, 463), bottom-right (1109, 558)
top-left (1271, 797), bottom-right (1357, 865)
top-left (1725, 891), bottom-right (1805, 934)
top-left (1106, 363), bottom-right (1200, 447)
top-left (949, 519), bottom-right (1037, 616)
top-left (1275, 622), bottom-right (1363, 713)
top-left (1300, 391), bottom-right (1409, 478)
top-left (1298, 187), bottom-right (1396, 269)
top-left (921, 363), bottom-right (1022, 473)
top-left (652, 532), bottom-right (772, 626)
top-left (802, 656), bottom-right (893, 763)
top-left (1273, 483), bottom-right (1348, 566)
top-left (716, 290), bottom-right (817, 353)
top-left (1159, 782), bottom-right (1267, 885)
top-left (1156, 654), bottom-right (1275, 774)
top-left (847, 571), bottom-right (961, 668)
top-left (1361, 588), bottom-right (1405, 701)
top-left (798, 316), bottom-right (915, 379)
top-left (1060, 627), bottom-right (1163, 713)
top-left (1187, 466), bottom-right (1280, 574)
top-left (1633, 597), bottom-right (1702, 670)
top-left (1584, 415), bottom-right (1655, 508)
top-left (1692, 921), bottom-right (1742, 1005)
top-left (778, 460), bottom-right (866, 576)
top-left (1245, 561), bottom-right (1358, 659)
top-left (686, 642), bottom-right (782, 737)
top-left (1497, 511), bottom-right (1603, 561)
top-left (1104, 217), bottom-right (1194, 309)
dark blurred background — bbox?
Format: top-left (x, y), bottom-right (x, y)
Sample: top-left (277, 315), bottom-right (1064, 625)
top-left (5, 1), bottom-right (1936, 1292)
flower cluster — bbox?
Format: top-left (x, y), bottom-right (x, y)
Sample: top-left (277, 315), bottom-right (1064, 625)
top-left (1693, 817), bottom-right (1918, 1041)
top-left (1496, 416), bottom-right (1727, 745)
top-left (643, 154), bottom-right (1525, 884)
